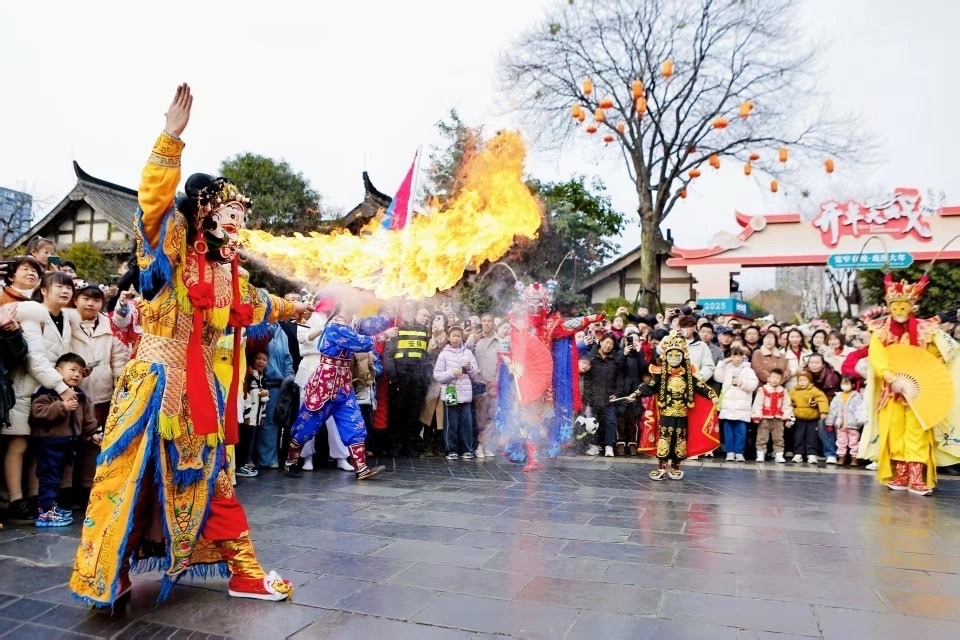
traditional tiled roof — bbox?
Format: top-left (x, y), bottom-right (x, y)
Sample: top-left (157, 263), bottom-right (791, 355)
top-left (6, 162), bottom-right (138, 250)
top-left (338, 172), bottom-right (392, 234)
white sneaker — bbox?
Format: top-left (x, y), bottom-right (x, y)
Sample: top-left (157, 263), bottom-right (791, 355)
top-left (337, 458), bottom-right (354, 472)
top-left (735, 454), bottom-right (745, 462)
top-left (775, 452), bottom-right (786, 463)
top-left (604, 446), bottom-right (614, 457)
top-left (484, 447), bottom-right (496, 458)
top-left (703, 452), bottom-right (714, 458)
top-left (866, 461), bottom-right (878, 471)
top-left (475, 445), bottom-right (486, 458)
top-left (586, 444), bottom-right (600, 456)
top-left (726, 452), bottom-right (736, 462)
top-left (756, 452), bottom-right (765, 462)
top-left (826, 456), bottom-right (838, 465)
top-left (302, 456), bottom-right (314, 471)
top-left (807, 455), bottom-right (818, 465)
top-left (792, 454), bottom-right (803, 463)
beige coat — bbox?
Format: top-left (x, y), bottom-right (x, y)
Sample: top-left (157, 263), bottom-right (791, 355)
top-left (70, 313), bottom-right (130, 404)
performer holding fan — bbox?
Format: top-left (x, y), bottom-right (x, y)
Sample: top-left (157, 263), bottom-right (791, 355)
top-left (862, 273), bottom-right (960, 495)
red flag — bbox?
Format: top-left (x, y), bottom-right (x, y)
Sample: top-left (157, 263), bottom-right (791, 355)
top-left (381, 152), bottom-right (417, 231)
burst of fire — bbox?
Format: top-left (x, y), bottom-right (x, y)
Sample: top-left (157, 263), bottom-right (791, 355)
top-left (240, 131), bottom-right (542, 299)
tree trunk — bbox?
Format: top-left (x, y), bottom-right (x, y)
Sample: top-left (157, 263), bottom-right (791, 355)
top-left (637, 208), bottom-right (661, 311)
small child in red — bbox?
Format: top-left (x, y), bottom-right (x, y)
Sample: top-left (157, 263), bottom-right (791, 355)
top-left (751, 368), bottom-right (794, 463)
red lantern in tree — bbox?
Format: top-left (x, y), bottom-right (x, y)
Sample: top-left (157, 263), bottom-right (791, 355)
top-left (770, 180), bottom-right (779, 193)
top-left (583, 79), bottom-right (593, 95)
top-left (709, 154), bottom-right (721, 169)
top-left (689, 168), bottom-right (701, 179)
top-left (749, 152), bottom-right (760, 161)
top-left (743, 163), bottom-right (752, 176)
top-left (825, 158), bottom-right (835, 174)
top-left (599, 97), bottom-right (615, 109)
top-left (631, 80), bottom-right (644, 99)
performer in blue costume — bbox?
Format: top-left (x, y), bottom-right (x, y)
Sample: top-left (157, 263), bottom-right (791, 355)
top-left (283, 295), bottom-right (398, 479)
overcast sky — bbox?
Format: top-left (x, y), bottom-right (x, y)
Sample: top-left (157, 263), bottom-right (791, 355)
top-left (1, 0), bottom-right (956, 292)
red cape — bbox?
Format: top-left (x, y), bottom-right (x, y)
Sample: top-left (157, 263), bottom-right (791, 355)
top-left (637, 394), bottom-right (720, 458)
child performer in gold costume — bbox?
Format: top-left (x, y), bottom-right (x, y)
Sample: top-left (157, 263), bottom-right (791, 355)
top-left (635, 332), bottom-right (719, 480)
top-left (70, 85), bottom-right (307, 606)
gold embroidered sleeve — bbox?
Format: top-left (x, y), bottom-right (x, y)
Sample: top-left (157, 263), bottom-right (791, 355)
top-left (248, 283), bottom-right (297, 324)
top-left (139, 132), bottom-right (185, 249)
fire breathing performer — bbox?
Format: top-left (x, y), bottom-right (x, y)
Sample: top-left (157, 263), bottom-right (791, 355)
top-left (635, 331), bottom-right (719, 480)
top-left (497, 279), bottom-right (603, 471)
top-left (71, 85), bottom-right (307, 607)
top-left (284, 295), bottom-right (399, 479)
top-left (861, 273), bottom-right (960, 495)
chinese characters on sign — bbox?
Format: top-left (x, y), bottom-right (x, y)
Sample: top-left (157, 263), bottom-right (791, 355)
top-left (827, 252), bottom-right (914, 270)
top-left (812, 188), bottom-right (940, 247)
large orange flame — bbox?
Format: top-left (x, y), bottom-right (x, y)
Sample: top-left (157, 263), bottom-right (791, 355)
top-left (240, 131), bottom-right (542, 299)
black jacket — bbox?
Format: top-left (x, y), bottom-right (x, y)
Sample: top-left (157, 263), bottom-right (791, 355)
top-left (618, 346), bottom-right (647, 397)
top-left (0, 327), bottom-right (27, 429)
top-left (583, 350), bottom-right (622, 408)
top-left (279, 320), bottom-right (302, 373)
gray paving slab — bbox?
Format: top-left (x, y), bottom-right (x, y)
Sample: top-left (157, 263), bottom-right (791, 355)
top-left (2, 457), bottom-right (960, 639)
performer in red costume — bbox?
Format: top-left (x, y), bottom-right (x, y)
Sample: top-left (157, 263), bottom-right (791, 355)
top-left (496, 279), bottom-right (604, 470)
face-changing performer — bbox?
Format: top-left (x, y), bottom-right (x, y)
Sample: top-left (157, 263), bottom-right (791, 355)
top-left (861, 274), bottom-right (960, 495)
top-left (70, 85), bottom-right (307, 607)
top-left (496, 280), bottom-right (604, 470)
top-left (636, 331), bottom-right (719, 480)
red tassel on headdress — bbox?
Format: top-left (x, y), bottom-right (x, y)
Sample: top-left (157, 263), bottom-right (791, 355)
top-left (224, 255), bottom-right (253, 445)
top-left (187, 251), bottom-right (220, 436)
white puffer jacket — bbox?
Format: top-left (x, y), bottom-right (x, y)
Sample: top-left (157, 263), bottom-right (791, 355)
top-left (714, 358), bottom-right (759, 422)
top-left (70, 313), bottom-right (130, 404)
top-left (3, 301), bottom-right (74, 435)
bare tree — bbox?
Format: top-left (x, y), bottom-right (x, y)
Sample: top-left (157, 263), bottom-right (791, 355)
top-left (501, 0), bottom-right (873, 306)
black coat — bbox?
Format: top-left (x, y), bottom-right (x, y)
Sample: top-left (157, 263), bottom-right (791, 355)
top-left (618, 347), bottom-right (647, 397)
top-left (583, 350), bottom-right (622, 408)
top-left (279, 320), bottom-right (302, 373)
top-left (0, 327), bottom-right (27, 429)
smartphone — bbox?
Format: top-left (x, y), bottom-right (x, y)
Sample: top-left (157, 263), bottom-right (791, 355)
top-left (109, 275), bottom-right (121, 284)
top-left (86, 360), bottom-right (101, 369)
top-left (48, 255), bottom-right (62, 267)
top-left (0, 259), bottom-right (17, 275)
top-left (633, 335), bottom-right (641, 347)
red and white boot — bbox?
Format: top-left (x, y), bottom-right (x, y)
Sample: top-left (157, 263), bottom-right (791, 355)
top-left (523, 441), bottom-right (541, 472)
top-left (887, 460), bottom-right (909, 491)
top-left (907, 462), bottom-right (934, 496)
top-left (349, 443), bottom-right (385, 480)
top-left (219, 535), bottom-right (294, 602)
top-left (228, 571), bottom-right (294, 601)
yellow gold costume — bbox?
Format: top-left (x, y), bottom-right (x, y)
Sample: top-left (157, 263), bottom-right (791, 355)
top-left (70, 133), bottom-right (297, 606)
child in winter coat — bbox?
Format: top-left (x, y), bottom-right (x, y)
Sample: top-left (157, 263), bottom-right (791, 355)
top-left (752, 368), bottom-right (794, 462)
top-left (237, 352), bottom-right (269, 478)
top-left (29, 353), bottom-right (100, 527)
top-left (825, 375), bottom-right (865, 466)
top-left (789, 370), bottom-right (830, 464)
top-left (714, 347), bottom-right (759, 461)
top-left (433, 326), bottom-right (481, 460)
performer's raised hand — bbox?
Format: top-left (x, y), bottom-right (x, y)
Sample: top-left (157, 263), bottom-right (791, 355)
top-left (164, 83), bottom-right (193, 138)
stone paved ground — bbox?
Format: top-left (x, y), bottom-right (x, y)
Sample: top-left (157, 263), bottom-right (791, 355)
top-left (2, 456), bottom-right (960, 639)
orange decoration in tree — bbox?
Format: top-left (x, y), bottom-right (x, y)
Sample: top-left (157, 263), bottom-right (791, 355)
top-left (576, 111), bottom-right (585, 122)
top-left (582, 79), bottom-right (593, 95)
top-left (688, 168), bottom-right (701, 179)
top-left (571, 104), bottom-right (583, 119)
top-left (634, 97), bottom-right (647, 115)
top-left (709, 154), bottom-right (721, 169)
top-left (631, 80), bottom-right (644, 99)
top-left (680, 189), bottom-right (688, 199)
top-left (599, 97), bottom-right (615, 109)
top-left (594, 108), bottom-right (606, 122)
top-left (743, 163), bottom-right (752, 176)
top-left (603, 134), bottom-right (615, 144)
top-left (825, 158), bottom-right (835, 174)
top-left (770, 180), bottom-right (779, 193)
top-left (712, 117), bottom-right (729, 129)
top-left (661, 60), bottom-right (674, 77)
top-left (778, 147), bottom-right (789, 163)
top-left (749, 152), bottom-right (760, 161)
top-left (616, 122), bottom-right (626, 134)
top-left (585, 124), bottom-right (598, 134)
top-left (738, 101), bottom-right (755, 118)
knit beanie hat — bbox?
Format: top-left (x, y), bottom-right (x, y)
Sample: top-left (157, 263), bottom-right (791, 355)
top-left (797, 370), bottom-right (814, 384)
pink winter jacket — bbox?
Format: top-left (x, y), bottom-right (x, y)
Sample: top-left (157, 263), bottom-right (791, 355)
top-left (713, 359), bottom-right (759, 422)
top-left (433, 344), bottom-right (481, 404)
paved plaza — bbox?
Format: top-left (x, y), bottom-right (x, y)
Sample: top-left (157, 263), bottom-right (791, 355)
top-left (2, 457), bottom-right (960, 639)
